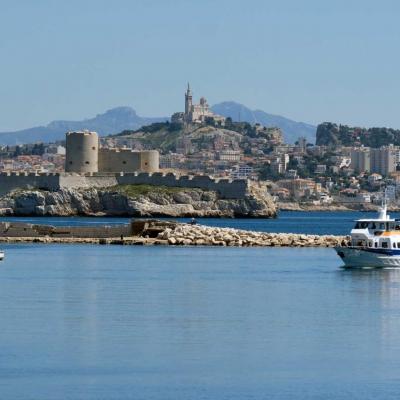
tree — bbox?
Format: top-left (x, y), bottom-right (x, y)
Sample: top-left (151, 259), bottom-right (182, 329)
top-left (225, 117), bottom-right (233, 128)
top-left (259, 164), bottom-right (279, 181)
top-left (13, 146), bottom-right (21, 157)
top-left (32, 143), bottom-right (45, 155)
top-left (204, 116), bottom-right (216, 126)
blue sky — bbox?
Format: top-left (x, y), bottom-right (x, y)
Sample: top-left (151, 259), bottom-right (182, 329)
top-left (1, 0), bottom-right (400, 130)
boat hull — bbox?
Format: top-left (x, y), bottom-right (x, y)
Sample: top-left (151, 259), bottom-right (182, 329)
top-left (335, 246), bottom-right (400, 268)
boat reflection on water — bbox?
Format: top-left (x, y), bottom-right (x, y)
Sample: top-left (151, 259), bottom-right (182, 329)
top-left (338, 267), bottom-right (400, 363)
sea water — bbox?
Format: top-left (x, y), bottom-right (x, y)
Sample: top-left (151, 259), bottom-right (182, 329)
top-left (0, 210), bottom-right (394, 235)
top-left (0, 243), bottom-right (400, 399)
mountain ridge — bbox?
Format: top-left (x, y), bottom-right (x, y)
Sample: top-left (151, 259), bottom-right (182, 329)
top-left (0, 107), bottom-right (168, 145)
top-left (0, 103), bottom-right (316, 145)
top-left (211, 101), bottom-right (316, 144)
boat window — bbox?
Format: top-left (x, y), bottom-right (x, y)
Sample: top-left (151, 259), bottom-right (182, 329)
top-left (394, 243), bottom-right (397, 248)
top-left (368, 241), bottom-right (372, 247)
top-left (398, 242), bottom-right (400, 248)
top-left (382, 242), bottom-right (389, 248)
top-left (374, 242), bottom-right (378, 248)
top-left (361, 222), bottom-right (368, 229)
top-left (380, 223), bottom-right (385, 230)
top-left (354, 222), bottom-right (361, 229)
top-left (370, 223), bottom-right (376, 229)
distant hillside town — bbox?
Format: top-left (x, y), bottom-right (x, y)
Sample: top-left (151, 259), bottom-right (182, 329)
top-left (2, 85), bottom-right (400, 210)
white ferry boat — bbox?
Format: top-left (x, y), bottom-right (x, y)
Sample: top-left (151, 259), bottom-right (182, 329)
top-left (335, 202), bottom-right (400, 268)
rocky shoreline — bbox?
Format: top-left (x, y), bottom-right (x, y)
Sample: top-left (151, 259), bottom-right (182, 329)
top-left (1, 185), bottom-right (395, 217)
top-left (0, 188), bottom-right (391, 217)
top-left (278, 202), bottom-right (352, 211)
top-left (278, 201), bottom-right (400, 212)
top-left (0, 185), bottom-right (277, 218)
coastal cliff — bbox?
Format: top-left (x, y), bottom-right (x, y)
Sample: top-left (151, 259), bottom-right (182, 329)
top-left (0, 184), bottom-right (277, 218)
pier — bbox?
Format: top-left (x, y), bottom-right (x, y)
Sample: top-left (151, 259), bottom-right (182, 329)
top-left (0, 220), bottom-right (349, 247)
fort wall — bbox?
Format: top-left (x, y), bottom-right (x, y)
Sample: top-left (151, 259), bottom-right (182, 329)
top-left (98, 149), bottom-right (159, 173)
top-left (0, 172), bottom-right (249, 199)
top-left (116, 172), bottom-right (248, 199)
top-left (59, 173), bottom-right (118, 189)
top-left (0, 172), bottom-right (60, 195)
top-left (0, 221), bottom-right (131, 238)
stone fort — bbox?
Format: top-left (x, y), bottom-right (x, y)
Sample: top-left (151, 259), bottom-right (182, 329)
top-left (65, 130), bottom-right (159, 174)
top-left (0, 171), bottom-right (249, 199)
top-left (0, 131), bottom-right (249, 199)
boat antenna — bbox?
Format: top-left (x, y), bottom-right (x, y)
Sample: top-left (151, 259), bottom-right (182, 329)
top-left (383, 187), bottom-right (389, 220)
top-left (383, 188), bottom-right (386, 208)
top-left (384, 186), bottom-right (388, 207)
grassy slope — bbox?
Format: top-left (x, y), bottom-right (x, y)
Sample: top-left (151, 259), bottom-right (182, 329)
top-left (114, 123), bottom-right (244, 153)
top-left (110, 184), bottom-right (206, 198)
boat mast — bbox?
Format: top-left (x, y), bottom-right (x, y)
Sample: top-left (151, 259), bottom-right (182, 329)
top-left (379, 188), bottom-right (388, 220)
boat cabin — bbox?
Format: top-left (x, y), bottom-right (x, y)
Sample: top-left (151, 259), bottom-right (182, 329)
top-left (353, 220), bottom-right (400, 231)
top-left (351, 219), bottom-right (400, 249)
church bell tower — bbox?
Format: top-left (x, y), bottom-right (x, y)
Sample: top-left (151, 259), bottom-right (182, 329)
top-left (185, 83), bottom-right (192, 119)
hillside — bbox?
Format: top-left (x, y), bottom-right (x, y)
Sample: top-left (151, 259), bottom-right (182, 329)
top-left (114, 121), bottom-right (283, 154)
top-left (316, 122), bottom-right (400, 147)
top-left (0, 107), bottom-right (168, 145)
top-left (211, 101), bottom-right (316, 144)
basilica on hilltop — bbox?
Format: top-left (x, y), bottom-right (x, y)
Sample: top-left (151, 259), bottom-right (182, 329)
top-left (171, 84), bottom-right (226, 126)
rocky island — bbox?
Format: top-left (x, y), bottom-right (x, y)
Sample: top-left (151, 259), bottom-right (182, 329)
top-left (0, 183), bottom-right (277, 218)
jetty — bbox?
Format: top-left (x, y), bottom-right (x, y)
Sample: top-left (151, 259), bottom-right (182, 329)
top-left (0, 220), bottom-right (349, 247)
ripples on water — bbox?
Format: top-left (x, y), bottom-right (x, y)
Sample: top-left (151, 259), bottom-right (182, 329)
top-left (0, 210), bottom-right (394, 235)
top-left (0, 244), bottom-right (400, 399)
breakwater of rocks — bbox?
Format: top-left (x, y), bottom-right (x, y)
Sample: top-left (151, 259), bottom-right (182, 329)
top-left (156, 223), bottom-right (349, 247)
top-left (0, 219), bottom-right (350, 248)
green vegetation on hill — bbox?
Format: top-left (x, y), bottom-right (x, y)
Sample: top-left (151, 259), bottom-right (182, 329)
top-left (116, 121), bottom-right (181, 136)
top-left (111, 120), bottom-right (282, 154)
top-left (110, 184), bottom-right (205, 198)
top-left (116, 122), bottom-right (183, 152)
top-left (316, 122), bottom-right (400, 147)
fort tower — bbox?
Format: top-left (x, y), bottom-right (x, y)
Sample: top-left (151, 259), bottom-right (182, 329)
top-left (65, 131), bottom-right (99, 173)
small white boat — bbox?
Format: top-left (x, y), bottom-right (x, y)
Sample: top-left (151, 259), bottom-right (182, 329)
top-left (0, 250), bottom-right (4, 261)
top-left (335, 200), bottom-right (400, 268)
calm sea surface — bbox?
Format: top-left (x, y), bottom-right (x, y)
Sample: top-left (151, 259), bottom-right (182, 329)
top-left (0, 245), bottom-right (400, 400)
top-left (0, 210), bottom-right (396, 235)
top-left (1, 213), bottom-right (400, 399)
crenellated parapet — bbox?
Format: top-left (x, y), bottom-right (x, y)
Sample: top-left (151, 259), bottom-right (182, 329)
top-left (0, 172), bottom-right (61, 177)
top-left (0, 171), bottom-right (61, 195)
top-left (116, 172), bottom-right (249, 199)
top-left (0, 171), bottom-right (249, 199)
